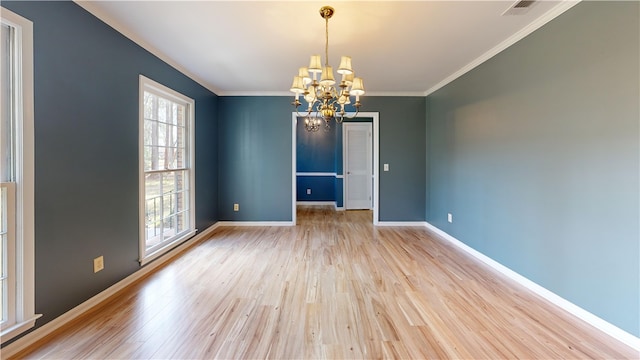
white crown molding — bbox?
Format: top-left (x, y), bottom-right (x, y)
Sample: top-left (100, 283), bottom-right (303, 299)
top-left (219, 90), bottom-right (291, 96)
top-left (424, 222), bottom-right (640, 351)
top-left (364, 91), bottom-right (426, 97)
top-left (423, 0), bottom-right (582, 96)
top-left (218, 90), bottom-right (426, 97)
top-left (73, 0), bottom-right (222, 95)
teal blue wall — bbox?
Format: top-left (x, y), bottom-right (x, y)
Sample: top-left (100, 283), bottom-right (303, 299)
top-left (372, 97), bottom-right (426, 221)
top-left (1, 0), bottom-right (219, 339)
top-left (218, 97), bottom-right (293, 221)
top-left (427, 1), bottom-right (639, 336)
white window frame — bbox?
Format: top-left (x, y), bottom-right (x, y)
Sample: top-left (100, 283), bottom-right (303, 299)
top-left (0, 8), bottom-right (40, 343)
top-left (139, 75), bottom-right (196, 265)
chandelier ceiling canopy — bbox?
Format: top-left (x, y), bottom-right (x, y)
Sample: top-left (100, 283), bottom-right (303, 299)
top-left (290, 6), bottom-right (365, 132)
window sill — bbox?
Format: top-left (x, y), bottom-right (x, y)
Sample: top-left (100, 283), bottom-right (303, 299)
top-left (1, 314), bottom-right (42, 344)
top-left (139, 230), bottom-right (197, 266)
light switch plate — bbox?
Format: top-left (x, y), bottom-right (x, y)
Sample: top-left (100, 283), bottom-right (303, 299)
top-left (384, 164), bottom-right (389, 171)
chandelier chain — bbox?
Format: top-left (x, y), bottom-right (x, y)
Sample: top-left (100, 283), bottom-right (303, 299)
top-left (325, 17), bottom-right (329, 66)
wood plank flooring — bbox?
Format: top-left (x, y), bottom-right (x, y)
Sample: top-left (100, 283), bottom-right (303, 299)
top-left (13, 206), bottom-right (638, 359)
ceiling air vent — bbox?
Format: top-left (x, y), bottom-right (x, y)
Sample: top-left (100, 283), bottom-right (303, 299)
top-left (502, 0), bottom-right (537, 15)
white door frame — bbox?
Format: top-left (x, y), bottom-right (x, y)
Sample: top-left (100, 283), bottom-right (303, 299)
top-left (291, 112), bottom-right (379, 225)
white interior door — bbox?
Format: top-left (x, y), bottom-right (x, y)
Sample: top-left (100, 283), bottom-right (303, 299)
top-left (344, 122), bottom-right (372, 210)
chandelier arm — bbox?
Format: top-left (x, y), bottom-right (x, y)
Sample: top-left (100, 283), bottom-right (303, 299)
top-left (342, 106), bottom-right (360, 120)
top-left (294, 106), bottom-right (314, 119)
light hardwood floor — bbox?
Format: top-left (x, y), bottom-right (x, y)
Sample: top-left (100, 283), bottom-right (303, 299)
top-left (13, 206), bottom-right (637, 359)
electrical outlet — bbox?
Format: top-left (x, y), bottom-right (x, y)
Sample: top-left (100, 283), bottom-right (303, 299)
top-left (307, 188), bottom-right (311, 195)
top-left (93, 256), bottom-right (104, 273)
top-left (447, 213), bottom-right (453, 223)
top-left (233, 203), bottom-right (239, 212)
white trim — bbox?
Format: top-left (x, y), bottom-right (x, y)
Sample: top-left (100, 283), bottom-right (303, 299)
top-left (221, 91), bottom-right (426, 97)
top-left (296, 201), bottom-right (336, 206)
top-left (0, 223), bottom-right (221, 358)
top-left (296, 172), bottom-right (337, 177)
top-left (424, 222), bottom-right (640, 351)
top-left (0, 8), bottom-right (39, 343)
top-left (372, 113), bottom-right (379, 225)
top-left (216, 221), bottom-right (294, 227)
top-left (377, 221), bottom-right (429, 227)
top-left (291, 114), bottom-right (297, 225)
top-left (423, 0), bottom-right (582, 96)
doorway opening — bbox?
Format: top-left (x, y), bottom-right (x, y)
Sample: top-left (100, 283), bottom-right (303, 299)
top-left (291, 112), bottom-right (379, 225)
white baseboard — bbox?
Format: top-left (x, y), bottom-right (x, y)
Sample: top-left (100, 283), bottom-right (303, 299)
top-left (1, 223), bottom-right (222, 359)
top-left (424, 222), bottom-right (640, 351)
top-left (377, 221), bottom-right (428, 227)
top-left (296, 201), bottom-right (336, 206)
top-left (295, 201), bottom-right (344, 211)
top-left (216, 221), bottom-right (294, 227)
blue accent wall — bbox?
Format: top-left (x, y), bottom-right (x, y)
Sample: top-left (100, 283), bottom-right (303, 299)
top-left (1, 0), bottom-right (218, 337)
top-left (296, 176), bottom-right (335, 201)
top-left (427, 1), bottom-right (639, 336)
top-left (296, 116), bottom-right (337, 202)
top-left (296, 117), bottom-right (336, 172)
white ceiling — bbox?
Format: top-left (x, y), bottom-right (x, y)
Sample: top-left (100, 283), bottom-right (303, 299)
top-left (75, 1), bottom-right (580, 96)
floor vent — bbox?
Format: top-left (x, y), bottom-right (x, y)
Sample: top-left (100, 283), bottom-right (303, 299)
top-left (502, 0), bottom-right (537, 15)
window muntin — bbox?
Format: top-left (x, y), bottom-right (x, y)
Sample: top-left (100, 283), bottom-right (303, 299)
top-left (140, 76), bottom-right (195, 264)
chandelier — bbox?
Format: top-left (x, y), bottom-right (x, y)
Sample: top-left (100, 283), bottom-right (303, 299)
top-left (290, 6), bottom-right (365, 131)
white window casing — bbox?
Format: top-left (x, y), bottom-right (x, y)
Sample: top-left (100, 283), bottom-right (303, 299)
top-left (1, 8), bottom-right (40, 343)
top-left (139, 75), bottom-right (196, 266)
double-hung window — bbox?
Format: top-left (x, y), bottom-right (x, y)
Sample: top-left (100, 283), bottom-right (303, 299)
top-left (1, 8), bottom-right (39, 343)
top-left (139, 76), bottom-right (195, 265)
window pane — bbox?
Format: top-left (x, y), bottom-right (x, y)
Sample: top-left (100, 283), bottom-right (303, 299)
top-left (0, 186), bottom-right (5, 279)
top-left (176, 104), bottom-right (185, 127)
top-left (176, 209), bottom-right (188, 233)
top-left (162, 216), bottom-right (176, 240)
top-left (158, 98), bottom-right (168, 122)
top-left (141, 80), bottom-right (193, 259)
top-left (143, 92), bottom-right (155, 120)
top-left (1, 24), bottom-right (13, 183)
top-left (156, 122), bottom-right (166, 147)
